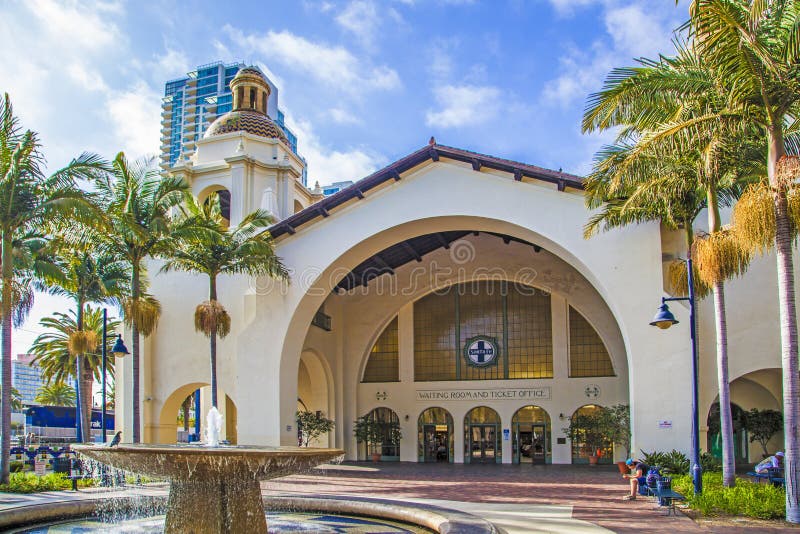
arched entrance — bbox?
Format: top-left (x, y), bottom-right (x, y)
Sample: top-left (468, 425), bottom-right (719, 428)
top-left (570, 404), bottom-right (611, 464)
top-left (512, 405), bottom-right (551, 464)
top-left (158, 383), bottom-right (238, 444)
top-left (707, 402), bottom-right (748, 465)
top-left (297, 350), bottom-right (334, 447)
top-left (418, 407), bottom-right (454, 463)
top-left (360, 407), bottom-right (400, 461)
top-left (464, 406), bottom-right (501, 464)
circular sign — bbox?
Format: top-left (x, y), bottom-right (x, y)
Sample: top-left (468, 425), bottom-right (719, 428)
top-left (464, 336), bottom-right (498, 367)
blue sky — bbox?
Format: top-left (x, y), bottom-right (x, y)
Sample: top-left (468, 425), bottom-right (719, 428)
top-left (1, 0), bottom-right (688, 355)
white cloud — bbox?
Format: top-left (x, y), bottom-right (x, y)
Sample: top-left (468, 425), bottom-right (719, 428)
top-left (328, 107), bottom-right (363, 125)
top-left (151, 48), bottom-right (191, 82)
top-left (285, 113), bottom-right (385, 184)
top-left (541, 1), bottom-right (679, 108)
top-left (107, 82), bottom-right (162, 157)
top-left (425, 84), bottom-right (502, 128)
top-left (224, 26), bottom-right (401, 95)
top-left (336, 1), bottom-right (382, 47)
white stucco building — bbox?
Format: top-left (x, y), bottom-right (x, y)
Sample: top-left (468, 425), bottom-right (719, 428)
top-left (115, 67), bottom-right (786, 465)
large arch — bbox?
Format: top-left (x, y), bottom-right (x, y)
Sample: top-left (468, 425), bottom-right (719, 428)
top-left (231, 160), bottom-right (689, 453)
top-left (276, 216), bottom-right (641, 447)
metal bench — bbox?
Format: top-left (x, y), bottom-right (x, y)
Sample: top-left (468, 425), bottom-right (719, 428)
top-left (648, 487), bottom-right (686, 516)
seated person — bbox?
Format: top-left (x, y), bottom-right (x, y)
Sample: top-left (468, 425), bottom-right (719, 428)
top-left (755, 451), bottom-right (784, 474)
top-left (622, 458), bottom-right (648, 501)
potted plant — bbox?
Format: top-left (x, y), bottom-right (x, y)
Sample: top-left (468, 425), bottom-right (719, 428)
top-left (565, 411), bottom-right (607, 466)
top-left (296, 410), bottom-right (335, 447)
top-left (354, 416), bottom-right (402, 462)
top-left (601, 404), bottom-right (631, 474)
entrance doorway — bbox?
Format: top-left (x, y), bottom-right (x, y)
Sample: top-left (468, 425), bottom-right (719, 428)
top-left (418, 407), bottom-right (453, 462)
top-left (464, 407), bottom-right (501, 464)
top-left (512, 405), bottom-right (551, 464)
top-left (707, 402), bottom-right (749, 464)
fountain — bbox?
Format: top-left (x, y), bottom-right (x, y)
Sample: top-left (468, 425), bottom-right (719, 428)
top-left (73, 407), bottom-right (344, 534)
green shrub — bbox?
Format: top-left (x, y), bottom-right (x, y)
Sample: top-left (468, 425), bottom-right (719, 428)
top-left (9, 461), bottom-right (24, 473)
top-left (641, 449), bottom-right (690, 475)
top-left (0, 472), bottom-right (71, 493)
top-left (673, 472), bottom-right (785, 519)
top-left (700, 452), bottom-right (722, 473)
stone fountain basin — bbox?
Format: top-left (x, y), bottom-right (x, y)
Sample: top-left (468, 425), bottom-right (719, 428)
top-left (73, 444), bottom-right (344, 481)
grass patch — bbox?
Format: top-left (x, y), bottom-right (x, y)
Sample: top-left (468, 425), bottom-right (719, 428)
top-left (672, 472), bottom-right (785, 519)
top-left (0, 472), bottom-right (97, 493)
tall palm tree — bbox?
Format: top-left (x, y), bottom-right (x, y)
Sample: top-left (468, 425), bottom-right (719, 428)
top-left (583, 42), bottom-right (759, 487)
top-left (34, 382), bottom-right (76, 407)
top-left (93, 152), bottom-right (188, 443)
top-left (29, 307), bottom-right (121, 425)
top-left (672, 2), bottom-right (800, 519)
top-left (0, 93), bottom-right (104, 483)
top-left (161, 194), bottom-right (288, 408)
top-left (39, 247), bottom-right (128, 441)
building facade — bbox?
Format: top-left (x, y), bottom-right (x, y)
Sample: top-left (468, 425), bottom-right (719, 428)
top-left (160, 61), bottom-right (306, 185)
top-left (12, 354), bottom-right (43, 408)
top-left (118, 67), bottom-right (787, 465)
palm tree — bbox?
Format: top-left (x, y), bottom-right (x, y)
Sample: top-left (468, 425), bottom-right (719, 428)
top-left (93, 153), bottom-right (188, 442)
top-left (29, 307), bottom-right (121, 428)
top-left (161, 194), bottom-right (288, 408)
top-left (0, 93), bottom-right (105, 483)
top-left (675, 2), bottom-right (800, 519)
top-left (40, 246), bottom-right (128, 441)
top-left (34, 382), bottom-right (76, 407)
top-left (1, 386), bottom-right (23, 412)
top-left (583, 42), bottom-right (760, 487)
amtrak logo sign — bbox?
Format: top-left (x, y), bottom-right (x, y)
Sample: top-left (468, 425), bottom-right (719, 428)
top-left (464, 336), bottom-right (499, 367)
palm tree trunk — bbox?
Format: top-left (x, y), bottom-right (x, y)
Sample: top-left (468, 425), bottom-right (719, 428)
top-left (81, 366), bottom-right (94, 443)
top-left (713, 281), bottom-right (735, 486)
top-left (75, 303), bottom-right (92, 443)
top-left (769, 126), bottom-right (800, 523)
top-left (182, 398), bottom-right (190, 432)
top-left (1, 231), bottom-right (13, 484)
top-left (706, 188), bottom-right (735, 487)
top-left (132, 263), bottom-right (141, 443)
top-left (210, 275), bottom-right (218, 408)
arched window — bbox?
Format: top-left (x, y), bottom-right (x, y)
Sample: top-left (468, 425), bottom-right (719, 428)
top-left (362, 317), bottom-right (399, 383)
top-left (262, 92), bottom-right (267, 114)
top-left (249, 88), bottom-right (256, 109)
top-left (568, 306), bottom-right (614, 377)
top-left (413, 281), bottom-right (553, 382)
top-left (236, 87), bottom-right (244, 109)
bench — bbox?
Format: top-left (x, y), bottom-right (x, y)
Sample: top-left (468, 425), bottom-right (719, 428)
top-left (648, 487), bottom-right (686, 516)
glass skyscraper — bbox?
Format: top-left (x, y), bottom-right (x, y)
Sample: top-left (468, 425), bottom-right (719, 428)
top-left (12, 354), bottom-right (43, 409)
top-left (160, 61), bottom-right (305, 184)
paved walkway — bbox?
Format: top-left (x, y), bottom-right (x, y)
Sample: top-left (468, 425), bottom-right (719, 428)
top-left (0, 463), bottom-right (797, 533)
top-left (262, 462), bottom-right (797, 533)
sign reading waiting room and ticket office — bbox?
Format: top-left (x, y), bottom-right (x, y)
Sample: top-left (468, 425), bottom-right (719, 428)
top-left (416, 387), bottom-right (551, 401)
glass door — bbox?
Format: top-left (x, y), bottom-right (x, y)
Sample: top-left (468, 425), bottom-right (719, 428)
top-left (423, 424), bottom-right (437, 462)
top-left (470, 425), bottom-right (497, 463)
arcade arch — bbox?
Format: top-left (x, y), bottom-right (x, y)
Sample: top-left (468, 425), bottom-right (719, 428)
top-left (157, 383), bottom-right (237, 444)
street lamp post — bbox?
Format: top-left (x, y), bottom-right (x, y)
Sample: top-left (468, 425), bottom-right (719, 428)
top-left (101, 308), bottom-right (129, 443)
top-left (650, 257), bottom-right (702, 495)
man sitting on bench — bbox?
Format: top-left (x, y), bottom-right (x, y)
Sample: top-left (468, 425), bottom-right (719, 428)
top-left (622, 458), bottom-right (648, 501)
top-left (755, 451), bottom-right (783, 474)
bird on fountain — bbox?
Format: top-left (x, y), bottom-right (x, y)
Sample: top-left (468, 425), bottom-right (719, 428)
top-left (109, 431), bottom-right (122, 447)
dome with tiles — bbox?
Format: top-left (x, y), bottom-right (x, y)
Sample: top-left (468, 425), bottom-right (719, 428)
top-left (204, 110), bottom-right (289, 143)
top-left (203, 65), bottom-right (288, 144)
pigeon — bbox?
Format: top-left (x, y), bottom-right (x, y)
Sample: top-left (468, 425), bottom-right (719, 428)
top-left (109, 431), bottom-right (122, 448)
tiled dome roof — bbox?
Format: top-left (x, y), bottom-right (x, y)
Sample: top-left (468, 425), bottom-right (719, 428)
top-left (204, 110), bottom-right (289, 143)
